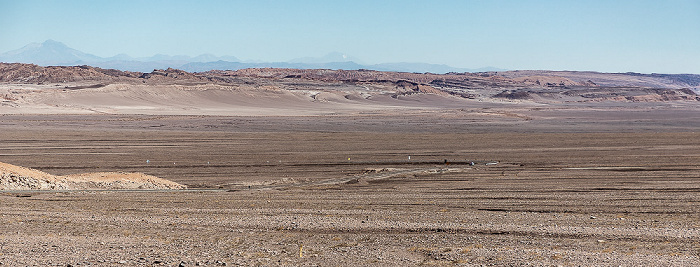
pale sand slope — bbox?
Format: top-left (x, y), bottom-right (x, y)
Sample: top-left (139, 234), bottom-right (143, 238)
top-left (0, 161), bottom-right (185, 190)
top-left (0, 83), bottom-right (499, 116)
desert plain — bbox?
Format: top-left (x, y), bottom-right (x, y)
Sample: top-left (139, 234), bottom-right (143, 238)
top-left (0, 64), bottom-right (699, 266)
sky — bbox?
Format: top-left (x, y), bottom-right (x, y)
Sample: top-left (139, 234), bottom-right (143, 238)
top-left (1, 0), bottom-right (699, 73)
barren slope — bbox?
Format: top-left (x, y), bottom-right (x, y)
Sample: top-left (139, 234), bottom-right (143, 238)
top-left (1, 63), bottom-right (698, 116)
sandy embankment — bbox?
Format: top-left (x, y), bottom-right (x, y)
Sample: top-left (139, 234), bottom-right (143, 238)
top-left (0, 161), bottom-right (184, 190)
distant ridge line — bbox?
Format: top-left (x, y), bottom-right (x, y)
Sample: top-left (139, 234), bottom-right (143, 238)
top-left (0, 40), bottom-right (504, 74)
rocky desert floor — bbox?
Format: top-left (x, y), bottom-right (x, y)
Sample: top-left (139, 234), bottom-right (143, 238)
top-left (0, 109), bottom-right (699, 266)
top-left (1, 65), bottom-right (700, 265)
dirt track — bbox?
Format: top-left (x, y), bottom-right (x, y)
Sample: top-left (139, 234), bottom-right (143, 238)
top-left (0, 112), bottom-right (699, 266)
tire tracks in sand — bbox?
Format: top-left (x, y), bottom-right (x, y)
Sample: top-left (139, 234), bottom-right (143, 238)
top-left (227, 167), bottom-right (473, 191)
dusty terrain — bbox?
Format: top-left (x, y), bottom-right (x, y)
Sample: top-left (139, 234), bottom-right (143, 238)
top-left (0, 64), bottom-right (699, 265)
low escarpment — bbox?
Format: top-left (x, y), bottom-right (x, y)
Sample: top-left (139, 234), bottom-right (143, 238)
top-left (0, 161), bottom-right (185, 190)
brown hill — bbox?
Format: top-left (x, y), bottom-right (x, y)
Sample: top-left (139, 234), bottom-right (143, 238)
top-left (498, 70), bottom-right (700, 89)
top-left (0, 63), bottom-right (140, 83)
top-left (0, 63), bottom-right (205, 84)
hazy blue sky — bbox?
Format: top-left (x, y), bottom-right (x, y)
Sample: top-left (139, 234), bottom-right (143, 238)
top-left (1, 0), bottom-right (698, 73)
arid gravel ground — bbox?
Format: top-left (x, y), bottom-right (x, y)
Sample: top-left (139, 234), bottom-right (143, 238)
top-left (0, 112), bottom-right (699, 266)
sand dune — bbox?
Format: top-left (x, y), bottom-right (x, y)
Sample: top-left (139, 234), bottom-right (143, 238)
top-left (1, 82), bottom-right (485, 115)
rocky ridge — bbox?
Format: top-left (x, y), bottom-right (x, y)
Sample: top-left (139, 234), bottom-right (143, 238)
top-left (1, 62), bottom-right (698, 103)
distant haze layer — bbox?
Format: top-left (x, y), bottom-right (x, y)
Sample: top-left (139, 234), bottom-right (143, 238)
top-left (0, 40), bottom-right (504, 74)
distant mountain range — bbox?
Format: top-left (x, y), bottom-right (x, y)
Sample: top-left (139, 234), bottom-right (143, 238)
top-left (0, 40), bottom-right (505, 73)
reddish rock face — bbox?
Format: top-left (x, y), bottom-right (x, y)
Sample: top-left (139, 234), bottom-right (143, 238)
top-left (0, 63), bottom-right (698, 103)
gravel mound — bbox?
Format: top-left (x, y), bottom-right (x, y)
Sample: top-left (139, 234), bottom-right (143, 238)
top-left (0, 161), bottom-right (185, 190)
